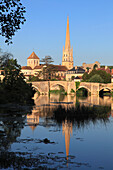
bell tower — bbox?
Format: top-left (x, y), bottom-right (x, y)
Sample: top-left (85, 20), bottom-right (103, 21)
top-left (62, 16), bottom-right (73, 69)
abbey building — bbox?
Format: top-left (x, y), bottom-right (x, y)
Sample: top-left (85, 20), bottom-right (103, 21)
top-left (20, 16), bottom-right (102, 81)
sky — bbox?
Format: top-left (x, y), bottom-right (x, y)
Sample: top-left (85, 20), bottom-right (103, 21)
top-left (0, 0), bottom-right (113, 66)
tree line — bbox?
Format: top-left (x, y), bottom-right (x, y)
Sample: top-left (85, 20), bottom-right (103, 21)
top-left (0, 50), bottom-right (35, 104)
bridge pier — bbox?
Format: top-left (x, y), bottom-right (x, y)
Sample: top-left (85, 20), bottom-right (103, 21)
top-left (91, 83), bottom-right (99, 95)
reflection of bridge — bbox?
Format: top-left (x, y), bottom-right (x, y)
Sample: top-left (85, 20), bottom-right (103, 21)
top-left (77, 82), bottom-right (113, 95)
top-left (30, 81), bottom-right (76, 95)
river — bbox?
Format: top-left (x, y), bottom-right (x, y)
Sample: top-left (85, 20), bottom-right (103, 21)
top-left (0, 94), bottom-right (113, 169)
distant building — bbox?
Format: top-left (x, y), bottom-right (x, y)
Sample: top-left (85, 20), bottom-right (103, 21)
top-left (27, 51), bottom-right (40, 69)
top-left (62, 16), bottom-right (73, 70)
top-left (21, 51), bottom-right (68, 80)
top-left (82, 61), bottom-right (100, 72)
top-left (97, 66), bottom-right (111, 74)
top-left (66, 66), bottom-right (85, 81)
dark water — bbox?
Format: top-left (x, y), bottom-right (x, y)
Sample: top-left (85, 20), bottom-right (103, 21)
top-left (0, 94), bottom-right (113, 169)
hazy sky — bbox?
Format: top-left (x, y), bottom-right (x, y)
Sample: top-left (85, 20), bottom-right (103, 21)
top-left (0, 0), bottom-right (113, 66)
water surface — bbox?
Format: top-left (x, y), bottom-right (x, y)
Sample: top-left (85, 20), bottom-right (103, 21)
top-left (0, 94), bottom-right (113, 169)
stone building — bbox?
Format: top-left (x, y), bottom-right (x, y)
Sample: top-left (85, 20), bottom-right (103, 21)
top-left (21, 51), bottom-right (68, 80)
top-left (62, 16), bottom-right (73, 70)
top-left (66, 66), bottom-right (85, 81)
top-left (27, 51), bottom-right (40, 69)
top-left (82, 61), bottom-right (100, 72)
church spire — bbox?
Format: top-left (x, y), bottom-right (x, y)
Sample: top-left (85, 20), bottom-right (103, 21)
top-left (65, 16), bottom-right (70, 50)
top-left (62, 16), bottom-right (73, 69)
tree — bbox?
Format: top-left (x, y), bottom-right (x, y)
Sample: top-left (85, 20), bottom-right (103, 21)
top-left (71, 76), bottom-right (75, 80)
top-left (82, 70), bottom-right (111, 83)
top-left (0, 52), bottom-right (35, 104)
top-left (88, 74), bottom-right (104, 83)
top-left (40, 56), bottom-right (56, 80)
top-left (0, 0), bottom-right (26, 44)
top-left (86, 67), bottom-right (90, 72)
top-left (93, 64), bottom-right (98, 70)
top-left (40, 56), bottom-right (54, 65)
top-left (82, 72), bottom-right (89, 81)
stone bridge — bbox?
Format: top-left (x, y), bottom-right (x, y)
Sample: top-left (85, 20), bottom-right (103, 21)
top-left (77, 82), bottom-right (113, 95)
top-left (30, 81), bottom-right (76, 95)
top-left (29, 81), bottom-right (113, 95)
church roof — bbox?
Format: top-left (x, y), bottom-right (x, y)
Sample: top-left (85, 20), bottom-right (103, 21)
top-left (34, 64), bottom-right (68, 71)
top-left (74, 76), bottom-right (80, 79)
top-left (97, 67), bottom-right (111, 74)
top-left (68, 67), bottom-right (85, 73)
top-left (34, 65), bottom-right (43, 69)
top-left (21, 66), bottom-right (32, 70)
top-left (53, 65), bottom-right (68, 71)
top-left (27, 51), bottom-right (39, 60)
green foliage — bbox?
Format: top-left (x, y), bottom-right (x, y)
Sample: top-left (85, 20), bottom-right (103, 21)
top-left (70, 89), bottom-right (75, 93)
top-left (0, 53), bottom-right (35, 104)
top-left (71, 76), bottom-right (75, 80)
top-left (0, 0), bottom-right (26, 44)
top-left (86, 67), bottom-right (90, 71)
top-left (82, 72), bottom-right (89, 81)
top-left (88, 74), bottom-right (104, 83)
top-left (82, 70), bottom-right (111, 83)
top-left (49, 89), bottom-right (66, 95)
top-left (93, 64), bottom-right (98, 69)
top-left (108, 66), bottom-right (113, 70)
top-left (76, 88), bottom-right (88, 97)
top-left (40, 56), bottom-right (56, 80)
top-left (28, 76), bottom-right (39, 82)
top-left (75, 82), bottom-right (80, 89)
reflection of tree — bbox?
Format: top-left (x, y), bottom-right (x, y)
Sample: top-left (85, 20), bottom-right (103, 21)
top-left (0, 111), bottom-right (27, 151)
top-left (53, 104), bottom-right (110, 128)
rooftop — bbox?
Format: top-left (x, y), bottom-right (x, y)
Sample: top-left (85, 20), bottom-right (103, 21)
top-left (21, 66), bottom-right (32, 70)
top-left (27, 51), bottom-right (39, 60)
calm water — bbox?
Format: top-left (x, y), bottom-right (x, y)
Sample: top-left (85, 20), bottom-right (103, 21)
top-left (0, 94), bottom-right (113, 169)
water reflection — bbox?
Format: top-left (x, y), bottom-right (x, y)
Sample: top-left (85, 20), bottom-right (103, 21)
top-left (62, 120), bottom-right (72, 160)
top-left (27, 94), bottom-right (111, 161)
top-left (0, 94), bottom-right (113, 169)
top-left (0, 111), bottom-right (27, 151)
top-left (34, 94), bottom-right (113, 108)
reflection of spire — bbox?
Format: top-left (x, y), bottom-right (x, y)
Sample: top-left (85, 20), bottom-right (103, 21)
top-left (62, 120), bottom-right (72, 160)
top-left (27, 113), bottom-right (39, 131)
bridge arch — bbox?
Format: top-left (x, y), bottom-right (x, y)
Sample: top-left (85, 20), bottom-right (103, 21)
top-left (50, 81), bottom-right (67, 91)
top-left (99, 87), bottom-right (111, 96)
top-left (50, 83), bottom-right (66, 92)
top-left (77, 86), bottom-right (91, 93)
top-left (99, 87), bottom-right (112, 92)
top-left (32, 85), bottom-right (41, 93)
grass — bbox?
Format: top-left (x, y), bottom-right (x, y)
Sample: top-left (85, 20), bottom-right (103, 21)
top-left (49, 90), bottom-right (67, 95)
